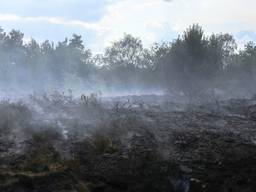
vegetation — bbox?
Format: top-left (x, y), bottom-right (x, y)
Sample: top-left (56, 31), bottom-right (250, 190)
top-left (0, 23), bottom-right (256, 191)
top-left (0, 94), bottom-right (256, 191)
top-left (0, 24), bottom-right (255, 99)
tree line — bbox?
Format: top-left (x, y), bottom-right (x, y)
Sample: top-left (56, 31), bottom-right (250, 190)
top-left (0, 24), bottom-right (255, 98)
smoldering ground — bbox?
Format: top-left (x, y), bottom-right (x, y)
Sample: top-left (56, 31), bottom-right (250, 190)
top-left (0, 91), bottom-right (256, 192)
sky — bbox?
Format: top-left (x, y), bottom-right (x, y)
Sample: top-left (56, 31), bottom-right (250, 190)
top-left (0, 0), bottom-right (255, 53)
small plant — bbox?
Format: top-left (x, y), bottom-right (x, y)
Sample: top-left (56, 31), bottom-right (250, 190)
top-left (89, 133), bottom-right (118, 155)
top-left (22, 129), bottom-right (63, 172)
top-left (80, 93), bottom-right (100, 106)
top-left (23, 144), bottom-right (61, 172)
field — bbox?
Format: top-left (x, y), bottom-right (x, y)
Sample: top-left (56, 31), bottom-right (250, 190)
top-left (0, 92), bottom-right (256, 192)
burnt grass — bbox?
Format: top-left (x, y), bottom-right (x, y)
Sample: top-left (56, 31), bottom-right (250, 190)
top-left (0, 93), bottom-right (256, 192)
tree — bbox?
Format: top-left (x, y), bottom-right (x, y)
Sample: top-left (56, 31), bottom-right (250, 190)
top-left (0, 27), bottom-right (9, 85)
top-left (239, 42), bottom-right (256, 92)
top-left (3, 29), bottom-right (25, 65)
top-left (207, 33), bottom-right (237, 72)
top-left (240, 42), bottom-right (256, 74)
top-left (68, 34), bottom-right (95, 81)
top-left (143, 43), bottom-right (172, 88)
top-left (0, 27), bottom-right (6, 45)
top-left (24, 39), bottom-right (42, 88)
top-left (104, 34), bottom-right (144, 69)
top-left (26, 39), bottom-right (40, 60)
top-left (160, 24), bottom-right (238, 99)
top-left (103, 34), bottom-right (145, 87)
top-left (69, 34), bottom-right (84, 50)
top-left (41, 40), bottom-right (54, 55)
top-left (4, 29), bottom-right (24, 49)
top-left (161, 24), bottom-right (208, 97)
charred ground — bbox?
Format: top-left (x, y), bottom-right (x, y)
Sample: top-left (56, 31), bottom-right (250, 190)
top-left (0, 93), bottom-right (256, 192)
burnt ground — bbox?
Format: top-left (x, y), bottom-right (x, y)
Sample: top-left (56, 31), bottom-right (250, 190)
top-left (0, 93), bottom-right (256, 192)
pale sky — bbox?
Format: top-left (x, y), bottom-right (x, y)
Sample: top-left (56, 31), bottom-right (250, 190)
top-left (0, 0), bottom-right (255, 52)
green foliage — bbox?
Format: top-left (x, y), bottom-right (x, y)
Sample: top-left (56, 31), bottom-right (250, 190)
top-left (0, 25), bottom-right (255, 98)
top-left (104, 34), bottom-right (144, 69)
top-left (156, 24), bottom-right (238, 99)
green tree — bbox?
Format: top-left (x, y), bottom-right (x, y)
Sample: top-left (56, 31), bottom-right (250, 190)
top-left (161, 24), bottom-right (237, 99)
top-left (103, 34), bottom-right (145, 88)
top-left (69, 34), bottom-right (84, 50)
top-left (104, 34), bottom-right (144, 69)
